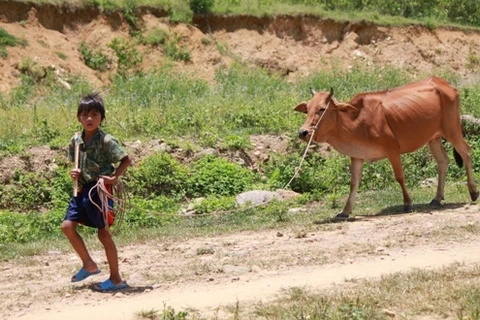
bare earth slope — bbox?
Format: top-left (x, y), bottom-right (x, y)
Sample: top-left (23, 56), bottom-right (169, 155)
top-left (2, 205), bottom-right (480, 319)
top-left (1, 4), bottom-right (480, 93)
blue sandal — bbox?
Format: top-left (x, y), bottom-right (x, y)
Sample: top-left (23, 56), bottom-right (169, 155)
top-left (71, 268), bottom-right (101, 283)
top-left (93, 279), bottom-right (127, 292)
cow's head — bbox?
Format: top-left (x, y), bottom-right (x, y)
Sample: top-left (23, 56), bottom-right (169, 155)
top-left (294, 87), bottom-right (335, 142)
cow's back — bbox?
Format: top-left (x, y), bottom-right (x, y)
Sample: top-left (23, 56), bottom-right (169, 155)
top-left (350, 77), bottom-right (459, 154)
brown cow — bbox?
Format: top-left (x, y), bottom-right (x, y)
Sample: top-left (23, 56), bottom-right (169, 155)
top-left (294, 76), bottom-right (479, 219)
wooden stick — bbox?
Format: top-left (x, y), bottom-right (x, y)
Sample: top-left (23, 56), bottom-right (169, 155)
top-left (73, 133), bottom-right (80, 197)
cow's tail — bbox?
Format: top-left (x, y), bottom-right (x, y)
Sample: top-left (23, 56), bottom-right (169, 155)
top-left (453, 148), bottom-right (463, 168)
top-left (454, 114), bottom-right (480, 168)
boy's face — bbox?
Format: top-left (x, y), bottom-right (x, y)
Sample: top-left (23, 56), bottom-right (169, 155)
top-left (78, 110), bottom-right (102, 133)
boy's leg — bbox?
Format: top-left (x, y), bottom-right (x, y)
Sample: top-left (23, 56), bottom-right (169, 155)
top-left (61, 220), bottom-right (99, 276)
top-left (97, 228), bottom-right (123, 285)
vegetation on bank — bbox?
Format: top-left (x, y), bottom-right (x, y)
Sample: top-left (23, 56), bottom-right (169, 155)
top-left (10, 0), bottom-right (480, 29)
top-left (2, 64), bottom-right (480, 244)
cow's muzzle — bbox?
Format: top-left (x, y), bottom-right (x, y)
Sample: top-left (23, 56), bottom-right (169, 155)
top-left (298, 129), bottom-right (310, 139)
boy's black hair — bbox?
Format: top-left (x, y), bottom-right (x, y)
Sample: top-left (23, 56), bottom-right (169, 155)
top-left (77, 92), bottom-right (106, 120)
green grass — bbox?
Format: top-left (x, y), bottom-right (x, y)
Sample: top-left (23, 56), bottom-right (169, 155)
top-left (1, 178), bottom-right (477, 261)
top-left (2, 64), bottom-right (480, 257)
top-left (5, 65), bottom-right (479, 153)
top-left (0, 27), bottom-right (25, 58)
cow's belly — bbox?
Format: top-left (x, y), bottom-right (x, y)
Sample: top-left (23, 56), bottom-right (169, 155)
top-left (397, 130), bottom-right (441, 154)
top-left (331, 142), bottom-right (387, 162)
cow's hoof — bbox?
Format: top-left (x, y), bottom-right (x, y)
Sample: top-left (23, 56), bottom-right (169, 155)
top-left (403, 205), bottom-right (413, 213)
top-left (470, 191), bottom-right (479, 202)
top-left (334, 213), bottom-right (349, 221)
top-left (429, 199), bottom-right (442, 207)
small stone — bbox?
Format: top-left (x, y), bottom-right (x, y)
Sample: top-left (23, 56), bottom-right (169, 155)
top-left (382, 309), bottom-right (396, 317)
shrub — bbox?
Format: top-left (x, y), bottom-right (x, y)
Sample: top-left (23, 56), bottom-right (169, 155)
top-left (108, 38), bottom-right (143, 77)
top-left (79, 41), bottom-right (111, 71)
top-left (129, 152), bottom-right (189, 198)
top-left (0, 27), bottom-right (24, 58)
top-left (166, 3), bottom-right (193, 24)
top-left (189, 0), bottom-right (214, 14)
top-left (123, 0), bottom-right (139, 35)
top-left (188, 155), bottom-right (255, 197)
top-left (144, 27), bottom-right (169, 46)
top-left (265, 152), bottom-right (349, 195)
top-left (50, 168), bottom-right (75, 210)
top-left (126, 196), bottom-right (181, 228)
top-left (0, 171), bottom-right (52, 211)
top-left (193, 195), bottom-right (236, 214)
top-left (220, 135), bottom-right (252, 150)
top-left (262, 199), bottom-right (289, 222)
top-left (35, 119), bottom-right (60, 144)
top-left (0, 209), bottom-right (64, 244)
top-left (163, 36), bottom-right (191, 62)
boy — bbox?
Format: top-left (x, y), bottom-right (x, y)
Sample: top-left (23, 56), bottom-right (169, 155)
top-left (62, 93), bottom-right (131, 292)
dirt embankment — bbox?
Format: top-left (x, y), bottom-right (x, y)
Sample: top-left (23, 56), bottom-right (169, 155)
top-left (1, 2), bottom-right (480, 94)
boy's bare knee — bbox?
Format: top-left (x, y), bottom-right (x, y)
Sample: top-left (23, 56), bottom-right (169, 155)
top-left (97, 229), bottom-right (112, 242)
top-left (61, 220), bottom-right (76, 235)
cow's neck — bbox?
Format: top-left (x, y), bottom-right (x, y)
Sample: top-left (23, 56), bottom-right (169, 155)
top-left (325, 110), bottom-right (383, 161)
top-left (333, 109), bottom-right (364, 141)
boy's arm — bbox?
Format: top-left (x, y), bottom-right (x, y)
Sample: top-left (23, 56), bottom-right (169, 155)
top-left (114, 155), bottom-right (131, 180)
top-left (101, 155), bottom-right (131, 185)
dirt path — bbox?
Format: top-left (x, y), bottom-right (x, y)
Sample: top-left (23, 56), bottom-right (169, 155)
top-left (2, 205), bottom-right (480, 320)
top-left (19, 240), bottom-right (480, 320)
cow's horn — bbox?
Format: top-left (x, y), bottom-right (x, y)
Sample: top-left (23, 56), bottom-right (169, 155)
top-left (310, 88), bottom-right (316, 96)
top-left (329, 87), bottom-right (334, 97)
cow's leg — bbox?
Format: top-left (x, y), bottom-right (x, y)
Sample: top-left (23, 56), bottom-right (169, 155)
top-left (336, 157), bottom-right (363, 219)
top-left (388, 153), bottom-right (413, 212)
top-left (427, 137), bottom-right (448, 206)
top-left (455, 143), bottom-right (479, 201)
top-left (447, 137), bottom-right (479, 201)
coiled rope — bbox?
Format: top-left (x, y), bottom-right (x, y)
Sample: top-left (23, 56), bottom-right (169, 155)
top-left (88, 177), bottom-right (129, 234)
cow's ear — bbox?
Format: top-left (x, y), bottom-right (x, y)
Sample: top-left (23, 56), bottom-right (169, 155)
top-left (294, 102), bottom-right (308, 113)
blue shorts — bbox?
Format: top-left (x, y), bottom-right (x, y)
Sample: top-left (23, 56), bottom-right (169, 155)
top-left (64, 181), bottom-right (114, 229)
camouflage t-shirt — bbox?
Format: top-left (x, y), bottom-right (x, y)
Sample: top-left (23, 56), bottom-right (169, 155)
top-left (68, 129), bottom-right (127, 187)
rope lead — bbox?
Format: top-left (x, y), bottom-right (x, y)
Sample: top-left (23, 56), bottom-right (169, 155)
top-left (283, 99), bottom-right (331, 190)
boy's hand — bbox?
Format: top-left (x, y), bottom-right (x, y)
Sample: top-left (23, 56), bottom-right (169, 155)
top-left (70, 168), bottom-right (81, 180)
top-left (100, 175), bottom-right (117, 185)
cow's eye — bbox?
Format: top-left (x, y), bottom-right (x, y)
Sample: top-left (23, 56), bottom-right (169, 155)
top-left (316, 108), bottom-right (326, 114)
